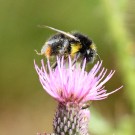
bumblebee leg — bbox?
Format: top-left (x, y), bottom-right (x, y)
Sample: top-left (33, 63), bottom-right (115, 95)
top-left (51, 55), bottom-right (63, 69)
top-left (72, 52), bottom-right (81, 66)
top-left (34, 50), bottom-right (42, 55)
top-left (51, 55), bottom-right (68, 69)
top-left (80, 59), bottom-right (85, 68)
top-left (51, 61), bottom-right (57, 69)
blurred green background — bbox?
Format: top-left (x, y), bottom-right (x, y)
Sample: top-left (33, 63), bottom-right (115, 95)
top-left (0, 0), bottom-right (135, 135)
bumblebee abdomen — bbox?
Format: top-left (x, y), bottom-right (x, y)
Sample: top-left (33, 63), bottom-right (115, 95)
top-left (43, 33), bottom-right (70, 57)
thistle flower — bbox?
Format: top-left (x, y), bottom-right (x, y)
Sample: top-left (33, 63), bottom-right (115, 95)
top-left (34, 57), bottom-right (122, 135)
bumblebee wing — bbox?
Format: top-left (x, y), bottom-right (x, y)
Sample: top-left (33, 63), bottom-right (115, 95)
top-left (38, 25), bottom-right (79, 41)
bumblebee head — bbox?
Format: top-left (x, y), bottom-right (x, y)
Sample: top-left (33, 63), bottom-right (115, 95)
top-left (86, 42), bottom-right (97, 62)
top-left (84, 47), bottom-right (97, 63)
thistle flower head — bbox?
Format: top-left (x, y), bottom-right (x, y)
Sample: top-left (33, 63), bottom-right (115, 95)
top-left (34, 57), bottom-right (122, 135)
top-left (34, 57), bottom-right (122, 105)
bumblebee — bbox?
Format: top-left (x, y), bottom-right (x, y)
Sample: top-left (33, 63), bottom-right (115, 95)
top-left (35, 26), bottom-right (99, 67)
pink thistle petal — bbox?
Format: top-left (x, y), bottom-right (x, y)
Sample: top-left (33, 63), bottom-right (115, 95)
top-left (34, 57), bottom-right (122, 104)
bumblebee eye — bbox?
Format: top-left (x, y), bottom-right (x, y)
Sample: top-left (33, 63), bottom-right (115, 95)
top-left (86, 50), bottom-right (90, 54)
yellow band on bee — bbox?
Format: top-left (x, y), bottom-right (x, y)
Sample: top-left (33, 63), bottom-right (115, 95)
top-left (90, 43), bottom-right (96, 50)
top-left (70, 43), bottom-right (82, 55)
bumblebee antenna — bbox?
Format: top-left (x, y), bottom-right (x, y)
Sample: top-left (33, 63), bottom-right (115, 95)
top-left (38, 25), bottom-right (80, 41)
top-left (96, 53), bottom-right (101, 62)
